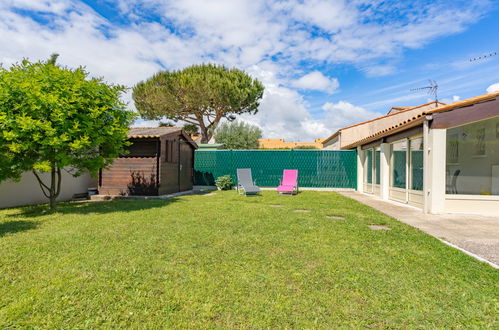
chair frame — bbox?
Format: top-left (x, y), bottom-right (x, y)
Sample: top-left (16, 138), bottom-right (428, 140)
top-left (277, 170), bottom-right (299, 196)
top-left (236, 169), bottom-right (261, 196)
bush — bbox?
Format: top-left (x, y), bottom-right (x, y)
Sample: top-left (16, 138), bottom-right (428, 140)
top-left (215, 175), bottom-right (233, 190)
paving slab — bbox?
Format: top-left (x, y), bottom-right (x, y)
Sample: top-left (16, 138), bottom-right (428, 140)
top-left (339, 191), bottom-right (499, 267)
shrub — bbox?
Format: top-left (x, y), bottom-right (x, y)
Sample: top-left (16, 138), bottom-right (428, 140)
top-left (215, 175), bottom-right (233, 190)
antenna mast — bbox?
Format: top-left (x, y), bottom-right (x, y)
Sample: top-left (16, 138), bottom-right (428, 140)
top-left (410, 80), bottom-right (439, 105)
top-left (469, 52), bottom-right (498, 62)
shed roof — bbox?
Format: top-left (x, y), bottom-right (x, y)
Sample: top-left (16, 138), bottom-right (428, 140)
top-left (128, 127), bottom-right (183, 138)
top-left (128, 127), bottom-right (198, 148)
top-left (342, 91), bottom-right (499, 149)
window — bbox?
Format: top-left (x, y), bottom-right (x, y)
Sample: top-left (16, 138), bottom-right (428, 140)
top-left (391, 140), bottom-right (407, 189)
top-left (473, 127), bottom-right (486, 156)
top-left (125, 140), bottom-right (158, 157)
top-left (375, 148), bottom-right (381, 185)
top-left (410, 137), bottom-right (423, 191)
top-left (446, 116), bottom-right (499, 195)
top-left (365, 149), bottom-right (373, 184)
top-left (446, 133), bottom-right (459, 164)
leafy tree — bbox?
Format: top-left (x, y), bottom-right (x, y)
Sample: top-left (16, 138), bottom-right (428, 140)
top-left (183, 124), bottom-right (199, 136)
top-left (214, 121), bottom-right (262, 150)
top-left (0, 55), bottom-right (135, 209)
top-left (133, 64), bottom-right (264, 143)
top-left (294, 145), bottom-right (318, 149)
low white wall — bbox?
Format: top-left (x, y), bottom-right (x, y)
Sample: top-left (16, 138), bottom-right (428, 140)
top-left (0, 171), bottom-right (92, 209)
top-left (445, 196), bottom-right (499, 217)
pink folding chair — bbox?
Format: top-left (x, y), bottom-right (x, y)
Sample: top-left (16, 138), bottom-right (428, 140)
top-left (277, 169), bottom-right (298, 195)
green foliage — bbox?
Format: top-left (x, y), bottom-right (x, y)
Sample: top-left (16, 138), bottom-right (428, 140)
top-left (0, 192), bottom-right (497, 327)
top-left (133, 64), bottom-right (264, 143)
top-left (214, 121), bottom-right (262, 149)
top-left (183, 124), bottom-right (199, 135)
top-left (293, 145), bottom-right (318, 149)
top-left (0, 56), bottom-right (136, 208)
top-left (215, 175), bottom-right (233, 190)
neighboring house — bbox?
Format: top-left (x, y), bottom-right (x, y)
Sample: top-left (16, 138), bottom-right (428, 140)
top-left (322, 101), bottom-right (446, 150)
top-left (259, 138), bottom-right (325, 149)
top-left (99, 127), bottom-right (197, 196)
top-left (345, 91), bottom-right (499, 216)
top-left (386, 106), bottom-right (411, 115)
top-left (0, 171), bottom-right (93, 209)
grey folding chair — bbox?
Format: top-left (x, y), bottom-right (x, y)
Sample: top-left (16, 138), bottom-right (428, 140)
top-left (236, 168), bottom-right (261, 196)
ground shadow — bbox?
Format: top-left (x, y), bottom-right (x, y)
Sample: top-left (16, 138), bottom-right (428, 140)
top-left (7, 196), bottom-right (184, 219)
top-left (0, 220), bottom-right (39, 237)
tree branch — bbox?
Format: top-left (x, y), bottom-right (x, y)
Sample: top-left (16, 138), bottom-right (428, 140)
top-left (55, 167), bottom-right (62, 197)
top-left (32, 170), bottom-right (51, 199)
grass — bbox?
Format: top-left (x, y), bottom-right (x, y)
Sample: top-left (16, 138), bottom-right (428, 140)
top-left (0, 191), bottom-right (497, 328)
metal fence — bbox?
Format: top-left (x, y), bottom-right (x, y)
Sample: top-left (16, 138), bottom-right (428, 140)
top-left (194, 150), bottom-right (357, 188)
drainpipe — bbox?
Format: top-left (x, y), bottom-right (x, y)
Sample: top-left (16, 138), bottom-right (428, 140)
top-left (423, 115), bottom-right (432, 213)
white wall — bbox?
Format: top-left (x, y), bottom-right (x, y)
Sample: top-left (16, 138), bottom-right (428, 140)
top-left (426, 129), bottom-right (447, 214)
top-left (0, 171), bottom-right (92, 209)
top-left (340, 103), bottom-right (440, 148)
top-left (323, 135), bottom-right (340, 150)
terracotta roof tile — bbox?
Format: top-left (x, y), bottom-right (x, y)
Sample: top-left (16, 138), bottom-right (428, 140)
top-left (342, 91), bottom-right (499, 149)
top-left (321, 101), bottom-right (446, 144)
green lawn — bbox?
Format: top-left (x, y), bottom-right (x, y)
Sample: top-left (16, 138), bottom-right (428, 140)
top-left (0, 191), bottom-right (497, 328)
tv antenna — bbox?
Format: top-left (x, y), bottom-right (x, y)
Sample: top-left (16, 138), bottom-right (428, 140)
top-left (410, 79), bottom-right (439, 104)
top-left (469, 52), bottom-right (498, 62)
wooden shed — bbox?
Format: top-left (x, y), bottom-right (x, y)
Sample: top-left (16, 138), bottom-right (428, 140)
top-left (99, 127), bottom-right (198, 196)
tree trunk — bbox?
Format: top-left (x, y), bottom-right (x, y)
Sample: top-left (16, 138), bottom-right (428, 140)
top-left (49, 166), bottom-right (57, 209)
top-left (200, 126), bottom-right (210, 143)
top-left (33, 164), bottom-right (62, 210)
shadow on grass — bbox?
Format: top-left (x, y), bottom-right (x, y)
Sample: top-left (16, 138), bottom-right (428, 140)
top-left (0, 220), bottom-right (40, 237)
top-left (7, 197), bottom-right (183, 219)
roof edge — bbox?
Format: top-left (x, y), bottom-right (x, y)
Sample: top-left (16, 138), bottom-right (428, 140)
top-left (423, 91), bottom-right (499, 115)
top-left (342, 91), bottom-right (499, 150)
top-left (321, 100), bottom-right (445, 144)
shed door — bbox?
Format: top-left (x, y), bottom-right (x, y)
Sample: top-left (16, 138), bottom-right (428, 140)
top-left (179, 141), bottom-right (194, 191)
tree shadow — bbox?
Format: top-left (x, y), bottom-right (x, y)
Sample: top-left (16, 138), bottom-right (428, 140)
top-left (6, 196), bottom-right (184, 219)
top-left (0, 220), bottom-right (40, 237)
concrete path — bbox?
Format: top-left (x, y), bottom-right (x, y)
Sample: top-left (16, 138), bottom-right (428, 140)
top-left (339, 191), bottom-right (499, 268)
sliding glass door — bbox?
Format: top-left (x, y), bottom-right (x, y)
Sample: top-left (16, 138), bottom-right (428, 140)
top-left (389, 136), bottom-right (424, 207)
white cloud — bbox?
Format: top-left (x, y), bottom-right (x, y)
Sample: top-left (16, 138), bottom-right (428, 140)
top-left (322, 101), bottom-right (383, 131)
top-left (240, 67), bottom-right (331, 141)
top-left (441, 95), bottom-right (461, 103)
top-left (291, 71), bottom-right (339, 93)
top-left (363, 65), bottom-right (397, 77)
top-left (0, 0), bottom-right (491, 141)
top-left (486, 82), bottom-right (499, 93)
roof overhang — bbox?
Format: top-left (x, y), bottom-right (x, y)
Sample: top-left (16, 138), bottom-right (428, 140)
top-left (342, 115), bottom-right (427, 150)
top-left (341, 91), bottom-right (499, 150)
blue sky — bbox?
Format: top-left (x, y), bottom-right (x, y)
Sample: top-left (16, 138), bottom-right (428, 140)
top-left (1, 0), bottom-right (498, 140)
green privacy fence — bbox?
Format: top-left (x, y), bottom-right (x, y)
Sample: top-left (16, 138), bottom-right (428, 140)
top-left (194, 150), bottom-right (357, 188)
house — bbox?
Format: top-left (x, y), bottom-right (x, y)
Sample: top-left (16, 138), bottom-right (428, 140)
top-left (344, 91), bottom-right (499, 216)
top-left (99, 127), bottom-right (197, 196)
top-left (259, 138), bottom-right (325, 149)
top-left (322, 101), bottom-right (446, 150)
